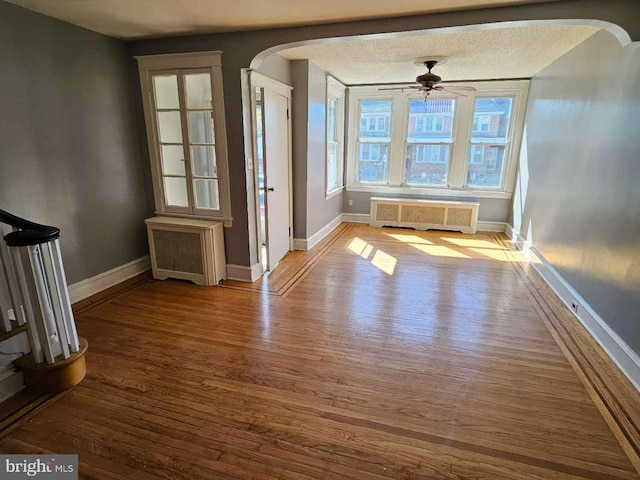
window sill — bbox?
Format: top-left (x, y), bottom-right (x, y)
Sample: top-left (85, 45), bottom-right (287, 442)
top-left (326, 186), bottom-right (344, 200)
top-left (155, 211), bottom-right (233, 227)
top-left (345, 185), bottom-right (512, 200)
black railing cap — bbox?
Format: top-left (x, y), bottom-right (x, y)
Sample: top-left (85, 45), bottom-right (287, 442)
top-left (0, 209), bottom-right (60, 247)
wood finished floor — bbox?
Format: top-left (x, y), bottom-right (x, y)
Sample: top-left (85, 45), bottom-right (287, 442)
top-left (1, 224), bottom-right (638, 479)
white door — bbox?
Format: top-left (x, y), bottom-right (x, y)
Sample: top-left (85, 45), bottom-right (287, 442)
top-left (262, 88), bottom-right (291, 269)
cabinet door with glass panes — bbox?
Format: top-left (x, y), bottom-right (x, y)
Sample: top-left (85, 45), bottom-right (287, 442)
top-left (150, 69), bottom-right (220, 215)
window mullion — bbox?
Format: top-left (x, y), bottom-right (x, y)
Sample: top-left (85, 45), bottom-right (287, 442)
top-left (388, 95), bottom-right (407, 186)
top-left (176, 70), bottom-right (196, 213)
top-left (449, 95), bottom-right (473, 188)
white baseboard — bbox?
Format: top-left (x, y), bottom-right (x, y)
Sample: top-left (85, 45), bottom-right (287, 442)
top-left (226, 263), bottom-right (263, 282)
top-left (341, 213), bottom-right (370, 224)
top-left (477, 221), bottom-right (507, 232)
top-left (341, 214), bottom-right (504, 233)
top-left (293, 214), bottom-right (343, 251)
top-left (0, 367), bottom-right (24, 404)
top-left (68, 255), bottom-right (150, 304)
top-left (505, 224), bottom-right (640, 393)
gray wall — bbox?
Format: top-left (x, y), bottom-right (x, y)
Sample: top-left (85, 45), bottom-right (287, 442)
top-left (0, 2), bottom-right (151, 284)
top-left (344, 192), bottom-right (510, 223)
top-left (256, 53), bottom-right (292, 86)
top-left (291, 61), bottom-right (309, 238)
top-left (513, 30), bottom-right (640, 353)
top-left (128, 0), bottom-right (640, 266)
top-left (291, 60), bottom-right (342, 239)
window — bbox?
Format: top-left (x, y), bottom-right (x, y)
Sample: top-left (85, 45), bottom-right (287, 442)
top-left (473, 114), bottom-right (492, 133)
top-left (416, 115), bottom-right (444, 133)
top-left (357, 100), bottom-right (392, 184)
top-left (326, 76), bottom-right (346, 195)
top-left (346, 81), bottom-right (528, 198)
top-left (137, 52), bottom-right (232, 224)
top-left (405, 99), bottom-right (455, 186)
top-left (466, 97), bottom-right (513, 188)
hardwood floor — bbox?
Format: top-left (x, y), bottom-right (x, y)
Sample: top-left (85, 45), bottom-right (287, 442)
top-left (1, 223), bottom-right (638, 479)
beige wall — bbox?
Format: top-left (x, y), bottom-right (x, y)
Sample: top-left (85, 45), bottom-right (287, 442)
top-left (513, 29), bottom-right (640, 353)
top-left (128, 0), bottom-right (640, 266)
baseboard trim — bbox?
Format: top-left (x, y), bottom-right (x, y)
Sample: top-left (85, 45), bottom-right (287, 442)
top-left (505, 224), bottom-right (640, 393)
top-left (226, 263), bottom-right (263, 282)
top-left (341, 213), bottom-right (370, 224)
top-left (293, 214), bottom-right (343, 252)
top-left (0, 368), bottom-right (24, 404)
top-left (477, 221), bottom-right (507, 232)
top-left (67, 256), bottom-right (151, 305)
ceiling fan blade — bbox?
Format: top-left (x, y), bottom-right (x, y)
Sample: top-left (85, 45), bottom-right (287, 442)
top-left (378, 85), bottom-right (421, 91)
top-left (445, 86), bottom-right (477, 91)
top-left (440, 88), bottom-right (468, 97)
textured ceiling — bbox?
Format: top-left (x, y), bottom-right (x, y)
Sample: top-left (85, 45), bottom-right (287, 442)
top-left (278, 25), bottom-right (599, 84)
top-left (6, 0), bottom-right (557, 39)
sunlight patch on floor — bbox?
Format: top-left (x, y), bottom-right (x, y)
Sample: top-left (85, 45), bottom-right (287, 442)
top-left (441, 237), bottom-right (504, 249)
top-left (385, 233), bottom-right (433, 244)
top-left (347, 237), bottom-right (374, 259)
top-left (410, 244), bottom-right (471, 259)
top-left (371, 249), bottom-right (397, 275)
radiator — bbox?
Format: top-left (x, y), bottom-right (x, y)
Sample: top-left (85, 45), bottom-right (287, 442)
top-left (145, 216), bottom-right (227, 286)
top-left (370, 197), bottom-right (479, 234)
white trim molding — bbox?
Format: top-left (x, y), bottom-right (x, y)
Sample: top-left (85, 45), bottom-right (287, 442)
top-left (505, 224), bottom-right (640, 393)
top-left (477, 221), bottom-right (507, 232)
top-left (346, 185), bottom-right (513, 200)
top-left (68, 256), bottom-right (151, 304)
top-left (293, 214), bottom-right (343, 251)
top-left (342, 213), bottom-right (371, 223)
top-left (226, 263), bottom-right (263, 282)
top-left (0, 367), bottom-right (24, 404)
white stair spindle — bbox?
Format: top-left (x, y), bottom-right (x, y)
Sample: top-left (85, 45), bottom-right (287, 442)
top-left (51, 239), bottom-right (79, 352)
top-left (4, 226), bottom-right (27, 326)
top-left (0, 257), bottom-right (13, 332)
top-left (41, 242), bottom-right (71, 360)
top-left (27, 245), bottom-right (57, 364)
top-left (10, 247), bottom-right (44, 364)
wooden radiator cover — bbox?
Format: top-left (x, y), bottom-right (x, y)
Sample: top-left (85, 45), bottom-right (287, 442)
top-left (370, 197), bottom-right (479, 234)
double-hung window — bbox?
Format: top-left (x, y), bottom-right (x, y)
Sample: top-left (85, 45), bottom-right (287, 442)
top-left (326, 76), bottom-right (346, 196)
top-left (466, 98), bottom-right (513, 188)
top-left (405, 99), bottom-right (455, 186)
top-left (137, 52), bottom-right (232, 224)
top-left (356, 100), bottom-right (392, 184)
top-left (346, 81), bottom-right (528, 198)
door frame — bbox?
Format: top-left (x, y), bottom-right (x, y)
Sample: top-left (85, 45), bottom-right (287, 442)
top-left (248, 71), bottom-right (293, 271)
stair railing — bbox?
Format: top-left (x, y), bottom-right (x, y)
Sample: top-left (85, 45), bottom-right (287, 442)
top-left (0, 210), bottom-right (79, 365)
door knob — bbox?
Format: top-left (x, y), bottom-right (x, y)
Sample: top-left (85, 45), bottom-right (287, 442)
top-left (267, 187), bottom-right (275, 192)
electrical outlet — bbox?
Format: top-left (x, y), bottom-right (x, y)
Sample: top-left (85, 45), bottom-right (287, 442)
top-left (348, 199), bottom-right (353, 206)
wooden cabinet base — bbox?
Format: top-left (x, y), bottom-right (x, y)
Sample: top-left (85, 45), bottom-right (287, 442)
top-left (14, 337), bottom-right (88, 393)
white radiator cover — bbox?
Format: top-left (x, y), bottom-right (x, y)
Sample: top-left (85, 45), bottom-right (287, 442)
top-left (145, 216), bottom-right (227, 286)
top-left (370, 197), bottom-right (479, 234)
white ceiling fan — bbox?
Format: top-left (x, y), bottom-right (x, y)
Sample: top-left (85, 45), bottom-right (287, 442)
top-left (379, 58), bottom-right (477, 97)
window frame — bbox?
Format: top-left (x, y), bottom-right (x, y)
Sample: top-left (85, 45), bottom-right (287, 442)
top-left (326, 76), bottom-right (346, 198)
top-left (345, 81), bottom-right (529, 199)
top-left (136, 51), bottom-right (233, 225)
